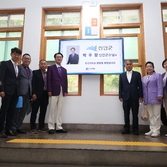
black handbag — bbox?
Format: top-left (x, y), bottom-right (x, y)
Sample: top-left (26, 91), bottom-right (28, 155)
top-left (161, 105), bottom-right (167, 125)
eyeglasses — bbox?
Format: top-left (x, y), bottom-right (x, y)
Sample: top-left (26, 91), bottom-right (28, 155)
top-left (23, 58), bottom-right (31, 61)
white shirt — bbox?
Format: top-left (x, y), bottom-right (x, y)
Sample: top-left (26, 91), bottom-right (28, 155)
top-left (11, 59), bottom-right (18, 77)
top-left (126, 70), bottom-right (132, 83)
top-left (55, 63), bottom-right (61, 68)
top-left (55, 63), bottom-right (62, 77)
top-left (147, 75), bottom-right (151, 82)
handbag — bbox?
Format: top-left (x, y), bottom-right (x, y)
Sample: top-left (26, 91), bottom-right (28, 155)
top-left (161, 105), bottom-right (167, 126)
top-left (141, 104), bottom-right (149, 121)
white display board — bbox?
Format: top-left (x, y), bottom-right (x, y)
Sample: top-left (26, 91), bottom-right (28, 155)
top-left (59, 38), bottom-right (124, 74)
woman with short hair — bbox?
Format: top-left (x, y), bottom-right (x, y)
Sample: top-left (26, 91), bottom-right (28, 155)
top-left (142, 61), bottom-right (163, 137)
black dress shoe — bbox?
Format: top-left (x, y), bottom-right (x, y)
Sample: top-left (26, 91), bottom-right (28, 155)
top-left (121, 130), bottom-right (130, 134)
top-left (6, 130), bottom-right (17, 136)
top-left (133, 131), bottom-right (139, 135)
top-left (17, 129), bottom-right (26, 134)
top-left (56, 129), bottom-right (67, 133)
top-left (48, 129), bottom-right (54, 134)
top-left (0, 131), bottom-right (8, 138)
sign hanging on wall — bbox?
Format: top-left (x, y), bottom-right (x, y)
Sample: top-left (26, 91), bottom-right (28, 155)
top-left (59, 38), bottom-right (124, 74)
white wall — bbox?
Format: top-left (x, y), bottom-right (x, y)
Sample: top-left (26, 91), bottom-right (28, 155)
top-left (0, 0), bottom-right (165, 125)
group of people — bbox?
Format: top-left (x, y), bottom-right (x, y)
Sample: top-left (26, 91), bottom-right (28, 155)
top-left (1, 47), bottom-right (167, 138)
top-left (0, 47), bottom-right (68, 138)
top-left (119, 60), bottom-right (167, 137)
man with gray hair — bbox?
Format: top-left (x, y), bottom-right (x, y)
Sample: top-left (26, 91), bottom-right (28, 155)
top-left (119, 60), bottom-right (143, 135)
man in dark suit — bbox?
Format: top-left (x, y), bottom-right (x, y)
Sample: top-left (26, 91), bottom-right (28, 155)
top-left (30, 59), bottom-right (48, 134)
top-left (67, 47), bottom-right (79, 64)
top-left (119, 60), bottom-right (143, 135)
top-left (0, 47), bottom-right (22, 138)
top-left (12, 53), bottom-right (33, 134)
top-left (47, 52), bottom-right (68, 134)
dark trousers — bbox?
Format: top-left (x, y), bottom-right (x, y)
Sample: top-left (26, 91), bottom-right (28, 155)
top-left (12, 91), bottom-right (30, 131)
top-left (123, 96), bottom-right (139, 132)
top-left (0, 90), bottom-right (18, 132)
top-left (30, 91), bottom-right (48, 129)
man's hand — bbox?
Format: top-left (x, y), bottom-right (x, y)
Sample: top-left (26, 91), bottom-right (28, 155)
top-left (0, 92), bottom-right (5, 98)
top-left (158, 96), bottom-right (162, 101)
top-left (119, 98), bottom-right (123, 102)
top-left (64, 93), bottom-right (67, 97)
top-left (32, 94), bottom-right (37, 101)
top-left (48, 92), bottom-right (52, 97)
top-left (139, 98), bottom-right (143, 103)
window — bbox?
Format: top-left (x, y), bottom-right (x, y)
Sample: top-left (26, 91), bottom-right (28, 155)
top-left (0, 10), bottom-right (24, 62)
top-left (40, 8), bottom-right (82, 95)
top-left (100, 4), bottom-right (145, 95)
top-left (162, 4), bottom-right (167, 58)
top-left (102, 67), bottom-right (142, 94)
top-left (45, 12), bottom-right (80, 26)
top-left (102, 9), bottom-right (140, 24)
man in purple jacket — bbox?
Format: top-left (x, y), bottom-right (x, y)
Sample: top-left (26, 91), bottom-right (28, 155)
top-left (47, 52), bottom-right (68, 134)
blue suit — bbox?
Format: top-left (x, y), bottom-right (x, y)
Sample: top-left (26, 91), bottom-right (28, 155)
top-left (67, 53), bottom-right (79, 64)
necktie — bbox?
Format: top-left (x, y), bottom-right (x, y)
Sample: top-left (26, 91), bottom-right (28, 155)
top-left (25, 67), bottom-right (29, 77)
top-left (43, 72), bottom-right (47, 90)
top-left (58, 67), bottom-right (61, 76)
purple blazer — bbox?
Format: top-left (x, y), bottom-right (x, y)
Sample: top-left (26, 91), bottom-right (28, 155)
top-left (142, 72), bottom-right (163, 104)
top-left (162, 72), bottom-right (167, 93)
top-left (47, 64), bottom-right (68, 96)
